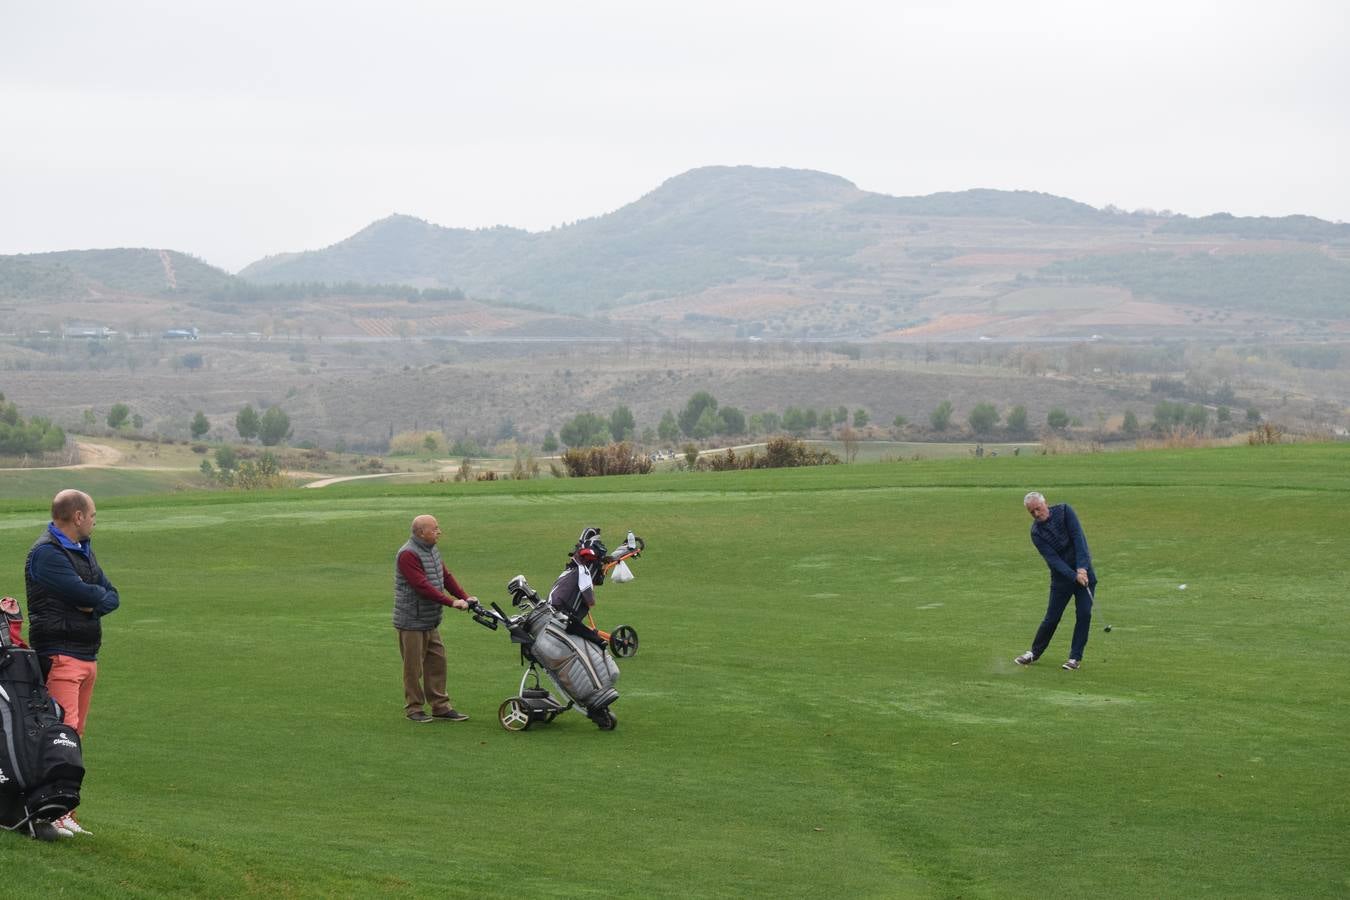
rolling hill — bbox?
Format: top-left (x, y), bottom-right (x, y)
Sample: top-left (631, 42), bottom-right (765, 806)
top-left (3, 165), bottom-right (1349, 342)
top-left (234, 165), bottom-right (1350, 339)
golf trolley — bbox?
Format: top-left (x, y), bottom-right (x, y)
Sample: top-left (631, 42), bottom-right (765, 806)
top-left (467, 533), bottom-right (645, 732)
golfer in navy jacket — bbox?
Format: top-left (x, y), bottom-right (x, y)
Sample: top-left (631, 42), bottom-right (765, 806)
top-left (1014, 492), bottom-right (1096, 670)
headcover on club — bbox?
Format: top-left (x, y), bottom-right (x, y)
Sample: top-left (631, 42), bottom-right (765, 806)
top-left (572, 526), bottom-right (608, 584)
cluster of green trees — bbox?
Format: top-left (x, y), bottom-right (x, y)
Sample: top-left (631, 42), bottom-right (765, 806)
top-left (1149, 401), bottom-right (1255, 434)
top-left (554, 406), bottom-right (637, 449)
top-left (543, 384), bottom-right (1274, 454)
top-left (0, 392), bottom-right (66, 455)
top-left (921, 398), bottom-right (1261, 439)
top-left (235, 404), bottom-right (291, 446)
top-left (199, 448), bottom-right (286, 489)
top-left (550, 393), bottom-right (877, 450)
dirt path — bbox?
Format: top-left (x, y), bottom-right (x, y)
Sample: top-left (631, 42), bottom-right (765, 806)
top-left (301, 471), bottom-right (424, 488)
top-left (159, 249), bottom-right (178, 289)
top-left (0, 441), bottom-right (124, 471)
top-left (75, 442), bottom-right (123, 467)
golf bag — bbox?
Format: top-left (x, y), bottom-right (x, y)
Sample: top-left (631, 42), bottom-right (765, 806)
top-left (0, 614), bottom-right (85, 836)
top-left (525, 603), bottom-right (620, 713)
top-left (469, 576), bottom-right (621, 731)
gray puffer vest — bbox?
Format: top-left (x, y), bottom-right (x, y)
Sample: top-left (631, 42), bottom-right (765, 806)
top-left (393, 537), bottom-right (445, 631)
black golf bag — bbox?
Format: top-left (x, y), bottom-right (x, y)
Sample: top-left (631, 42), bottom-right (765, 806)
top-left (0, 618), bottom-right (84, 837)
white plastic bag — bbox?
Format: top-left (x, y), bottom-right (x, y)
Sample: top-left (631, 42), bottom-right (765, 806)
top-left (610, 560), bottom-right (635, 583)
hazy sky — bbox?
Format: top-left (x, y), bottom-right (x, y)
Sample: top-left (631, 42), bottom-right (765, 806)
top-left (3, 1), bottom-right (1347, 272)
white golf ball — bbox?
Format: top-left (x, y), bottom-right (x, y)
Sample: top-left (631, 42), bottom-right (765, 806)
top-left (1178, 584), bottom-right (1188, 590)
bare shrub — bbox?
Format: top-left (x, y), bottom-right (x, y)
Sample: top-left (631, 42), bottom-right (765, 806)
top-left (1247, 424), bottom-right (1285, 445)
top-left (840, 425), bottom-right (860, 463)
top-left (1294, 426), bottom-right (1337, 443)
top-left (560, 442), bottom-right (654, 477)
top-left (1040, 436), bottom-right (1118, 455)
top-left (388, 429), bottom-right (443, 456)
top-left (511, 451), bottom-right (540, 480)
top-left (703, 437), bottom-right (840, 470)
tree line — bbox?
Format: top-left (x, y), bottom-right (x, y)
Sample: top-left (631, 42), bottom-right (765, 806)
top-left (547, 390), bottom-right (1264, 451)
top-left (0, 392), bottom-right (66, 456)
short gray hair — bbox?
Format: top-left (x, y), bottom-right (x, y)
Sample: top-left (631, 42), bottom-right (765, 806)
top-left (1023, 491), bottom-right (1045, 507)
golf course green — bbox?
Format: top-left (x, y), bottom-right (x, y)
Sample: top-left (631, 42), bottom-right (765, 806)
top-left (1, 443), bottom-right (1346, 897)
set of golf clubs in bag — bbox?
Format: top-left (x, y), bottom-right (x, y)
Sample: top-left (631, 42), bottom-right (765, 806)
top-left (467, 529), bottom-right (645, 732)
top-left (0, 611), bottom-right (85, 841)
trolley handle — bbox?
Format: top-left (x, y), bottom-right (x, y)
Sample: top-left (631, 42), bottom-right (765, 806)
top-left (467, 600), bottom-right (501, 631)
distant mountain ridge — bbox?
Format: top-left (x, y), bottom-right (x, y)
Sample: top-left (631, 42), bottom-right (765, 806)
top-left (3, 165), bottom-right (1348, 341)
top-left (234, 166), bottom-right (1350, 314)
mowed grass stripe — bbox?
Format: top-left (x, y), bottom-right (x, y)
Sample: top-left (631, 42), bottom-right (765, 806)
top-left (0, 444), bottom-right (1346, 897)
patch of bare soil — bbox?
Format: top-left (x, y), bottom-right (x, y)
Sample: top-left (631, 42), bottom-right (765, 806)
top-left (1061, 300), bottom-right (1191, 327)
top-left (613, 286), bottom-right (817, 323)
top-left (74, 442), bottom-right (122, 467)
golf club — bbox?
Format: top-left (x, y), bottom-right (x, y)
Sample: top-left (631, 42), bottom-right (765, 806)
top-left (1088, 584), bottom-right (1111, 632)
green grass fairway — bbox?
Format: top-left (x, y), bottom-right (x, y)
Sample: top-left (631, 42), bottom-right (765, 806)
top-left (1, 445), bottom-right (1347, 897)
top-left (0, 467), bottom-right (199, 500)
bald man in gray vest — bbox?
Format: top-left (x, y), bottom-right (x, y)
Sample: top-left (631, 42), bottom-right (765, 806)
top-left (393, 515), bottom-right (477, 723)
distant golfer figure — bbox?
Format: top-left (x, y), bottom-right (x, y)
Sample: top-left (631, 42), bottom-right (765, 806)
top-left (1015, 492), bottom-right (1096, 671)
top-left (393, 515), bottom-right (477, 723)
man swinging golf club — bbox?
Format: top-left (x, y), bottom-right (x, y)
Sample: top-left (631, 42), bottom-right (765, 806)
top-left (1014, 491), bottom-right (1097, 671)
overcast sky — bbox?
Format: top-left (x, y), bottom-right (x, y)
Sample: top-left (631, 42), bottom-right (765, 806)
top-left (3, 1), bottom-right (1347, 272)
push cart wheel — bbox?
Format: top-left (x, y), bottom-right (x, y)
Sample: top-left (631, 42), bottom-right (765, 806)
top-left (610, 625), bottom-right (639, 658)
top-left (498, 698), bottom-right (533, 732)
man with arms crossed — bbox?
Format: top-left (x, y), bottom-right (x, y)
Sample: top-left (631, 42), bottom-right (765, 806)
top-left (394, 515), bottom-right (477, 723)
top-left (26, 488), bottom-right (119, 836)
top-left (1015, 491), bottom-right (1096, 671)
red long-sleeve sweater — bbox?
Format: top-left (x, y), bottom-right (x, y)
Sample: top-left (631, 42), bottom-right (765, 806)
top-left (396, 550), bottom-right (469, 606)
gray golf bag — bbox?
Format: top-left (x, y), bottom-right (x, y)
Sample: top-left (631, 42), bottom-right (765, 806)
top-left (527, 604), bottom-right (620, 713)
top-left (468, 577), bottom-right (620, 731)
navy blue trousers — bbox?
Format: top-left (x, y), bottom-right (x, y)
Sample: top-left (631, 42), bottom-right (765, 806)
top-left (1031, 579), bottom-right (1095, 661)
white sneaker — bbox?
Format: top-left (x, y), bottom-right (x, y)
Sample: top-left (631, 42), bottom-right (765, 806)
top-left (1014, 651), bottom-right (1036, 666)
top-left (55, 814), bottom-right (90, 835)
